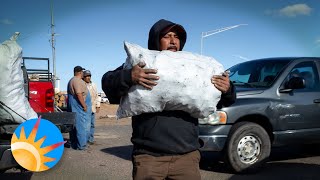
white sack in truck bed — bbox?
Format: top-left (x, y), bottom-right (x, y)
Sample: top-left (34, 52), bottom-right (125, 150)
top-left (117, 42), bottom-right (224, 119)
top-left (0, 33), bottom-right (37, 123)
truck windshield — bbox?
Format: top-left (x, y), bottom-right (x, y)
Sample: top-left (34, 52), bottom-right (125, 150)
top-left (228, 59), bottom-right (291, 88)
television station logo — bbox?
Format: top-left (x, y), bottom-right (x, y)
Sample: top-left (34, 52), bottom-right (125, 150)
top-left (11, 117), bottom-right (66, 172)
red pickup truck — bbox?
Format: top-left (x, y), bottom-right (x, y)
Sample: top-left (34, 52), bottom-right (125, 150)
top-left (24, 57), bottom-right (56, 113)
top-left (0, 57), bottom-right (75, 173)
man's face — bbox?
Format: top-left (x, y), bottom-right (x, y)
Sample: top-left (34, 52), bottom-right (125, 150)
top-left (83, 75), bottom-right (91, 83)
top-left (159, 31), bottom-right (180, 52)
top-left (79, 71), bottom-right (84, 78)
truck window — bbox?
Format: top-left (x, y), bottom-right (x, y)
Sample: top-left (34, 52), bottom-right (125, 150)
top-left (285, 61), bottom-right (320, 91)
top-left (229, 59), bottom-right (290, 88)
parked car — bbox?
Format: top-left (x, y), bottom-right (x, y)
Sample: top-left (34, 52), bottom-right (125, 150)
top-left (199, 57), bottom-right (320, 173)
top-left (100, 96), bottom-right (109, 104)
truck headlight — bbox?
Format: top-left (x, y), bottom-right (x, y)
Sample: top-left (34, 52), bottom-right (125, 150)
top-left (198, 111), bottom-right (227, 125)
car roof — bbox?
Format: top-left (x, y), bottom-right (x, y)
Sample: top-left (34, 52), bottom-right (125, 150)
top-left (234, 57), bottom-right (320, 65)
top-left (248, 57), bottom-right (320, 62)
top-left (228, 57), bottom-right (320, 70)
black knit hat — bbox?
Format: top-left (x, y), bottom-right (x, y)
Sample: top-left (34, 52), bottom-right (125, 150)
top-left (83, 70), bottom-right (91, 76)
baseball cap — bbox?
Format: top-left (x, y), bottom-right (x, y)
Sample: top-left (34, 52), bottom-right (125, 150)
top-left (74, 66), bottom-right (85, 73)
top-left (83, 70), bottom-right (91, 77)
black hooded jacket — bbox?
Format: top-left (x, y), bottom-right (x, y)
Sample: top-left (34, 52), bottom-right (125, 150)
top-left (101, 19), bottom-right (236, 156)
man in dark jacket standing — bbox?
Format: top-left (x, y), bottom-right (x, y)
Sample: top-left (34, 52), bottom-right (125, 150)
top-left (102, 19), bottom-right (236, 180)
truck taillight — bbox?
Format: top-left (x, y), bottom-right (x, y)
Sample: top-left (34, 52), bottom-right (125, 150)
top-left (45, 89), bottom-right (54, 109)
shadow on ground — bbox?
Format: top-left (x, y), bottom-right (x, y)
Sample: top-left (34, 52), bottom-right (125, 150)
top-left (269, 144), bottom-right (320, 161)
top-left (0, 171), bottom-right (33, 180)
top-left (101, 145), bottom-right (133, 161)
top-left (200, 145), bottom-right (320, 179)
top-left (229, 162), bottom-right (320, 180)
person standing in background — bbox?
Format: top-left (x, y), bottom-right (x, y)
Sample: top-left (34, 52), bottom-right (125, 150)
top-left (83, 70), bottom-right (101, 145)
top-left (67, 66), bottom-right (92, 150)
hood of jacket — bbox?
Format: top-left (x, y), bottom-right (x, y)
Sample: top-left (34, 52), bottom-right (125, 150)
top-left (148, 19), bottom-right (187, 51)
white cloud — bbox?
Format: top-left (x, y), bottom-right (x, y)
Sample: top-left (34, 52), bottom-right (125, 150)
top-left (0, 18), bottom-right (14, 25)
top-left (280, 4), bottom-right (312, 17)
top-left (266, 4), bottom-right (312, 18)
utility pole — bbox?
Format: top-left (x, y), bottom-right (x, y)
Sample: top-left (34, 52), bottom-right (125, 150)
top-left (50, 0), bottom-right (56, 87)
top-left (201, 24), bottom-right (248, 55)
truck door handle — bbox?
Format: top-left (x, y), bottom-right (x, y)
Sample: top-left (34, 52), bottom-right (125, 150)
top-left (314, 99), bottom-right (320, 103)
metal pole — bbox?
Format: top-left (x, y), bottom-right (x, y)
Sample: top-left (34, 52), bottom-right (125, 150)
top-left (50, 0), bottom-right (56, 88)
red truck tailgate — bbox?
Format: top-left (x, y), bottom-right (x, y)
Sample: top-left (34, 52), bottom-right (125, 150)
top-left (29, 81), bottom-right (54, 113)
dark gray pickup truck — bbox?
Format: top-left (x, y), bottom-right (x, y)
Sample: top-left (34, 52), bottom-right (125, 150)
top-left (199, 57), bottom-right (320, 173)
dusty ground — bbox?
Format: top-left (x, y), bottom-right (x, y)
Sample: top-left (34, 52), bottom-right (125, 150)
top-left (1, 103), bottom-right (320, 180)
top-left (95, 103), bottom-right (131, 126)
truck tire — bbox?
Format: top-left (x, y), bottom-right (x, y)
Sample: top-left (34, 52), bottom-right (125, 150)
top-left (224, 122), bottom-right (271, 173)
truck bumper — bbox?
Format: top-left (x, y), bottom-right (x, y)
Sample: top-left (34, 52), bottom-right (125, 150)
top-left (39, 112), bottom-right (75, 133)
top-left (199, 125), bottom-right (232, 151)
top-left (0, 145), bottom-right (18, 171)
top-left (0, 112), bottom-right (75, 135)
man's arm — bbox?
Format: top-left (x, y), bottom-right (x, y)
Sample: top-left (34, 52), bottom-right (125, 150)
top-left (101, 62), bottom-right (159, 104)
top-left (101, 64), bottom-right (132, 104)
top-left (76, 93), bottom-right (87, 111)
top-left (93, 83), bottom-right (101, 113)
top-left (218, 82), bottom-right (236, 107)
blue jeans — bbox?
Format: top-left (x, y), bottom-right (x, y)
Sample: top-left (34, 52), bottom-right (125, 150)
top-left (68, 92), bottom-right (91, 150)
top-left (88, 113), bottom-right (95, 143)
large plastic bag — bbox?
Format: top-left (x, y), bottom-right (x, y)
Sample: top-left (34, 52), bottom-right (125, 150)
top-left (0, 33), bottom-right (37, 123)
top-left (117, 42), bottom-right (224, 119)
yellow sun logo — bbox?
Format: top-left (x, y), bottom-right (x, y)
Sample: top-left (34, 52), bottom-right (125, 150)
top-left (11, 117), bottom-right (66, 172)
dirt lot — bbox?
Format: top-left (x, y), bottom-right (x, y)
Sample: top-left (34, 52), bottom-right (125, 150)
top-left (1, 103), bottom-right (320, 180)
top-left (95, 103), bottom-right (131, 126)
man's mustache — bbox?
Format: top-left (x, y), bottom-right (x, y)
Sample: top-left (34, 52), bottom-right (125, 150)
top-left (167, 46), bottom-right (177, 51)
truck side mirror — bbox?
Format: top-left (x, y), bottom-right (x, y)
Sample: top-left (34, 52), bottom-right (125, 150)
top-left (287, 77), bottom-right (305, 89)
top-left (279, 77), bottom-right (305, 93)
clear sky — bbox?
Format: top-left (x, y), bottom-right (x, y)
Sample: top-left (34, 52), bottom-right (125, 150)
top-left (1, 0), bottom-right (319, 92)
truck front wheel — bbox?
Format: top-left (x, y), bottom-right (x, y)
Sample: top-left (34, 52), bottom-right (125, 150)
top-left (224, 122), bottom-right (271, 173)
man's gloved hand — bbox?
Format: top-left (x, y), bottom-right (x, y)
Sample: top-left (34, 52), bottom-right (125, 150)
top-left (131, 62), bottom-right (159, 90)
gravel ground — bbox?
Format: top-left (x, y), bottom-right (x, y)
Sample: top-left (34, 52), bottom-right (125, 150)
top-left (1, 104), bottom-right (320, 180)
